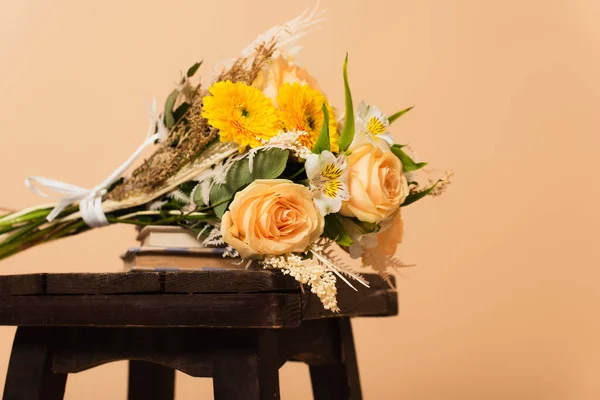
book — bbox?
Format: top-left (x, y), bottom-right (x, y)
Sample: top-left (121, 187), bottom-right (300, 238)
top-left (122, 246), bottom-right (245, 272)
top-left (136, 226), bottom-right (203, 248)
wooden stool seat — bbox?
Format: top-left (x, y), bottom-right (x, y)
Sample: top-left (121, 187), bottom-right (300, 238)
top-left (0, 271), bottom-right (397, 399)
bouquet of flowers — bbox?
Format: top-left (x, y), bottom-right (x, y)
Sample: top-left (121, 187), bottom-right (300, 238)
top-left (0, 6), bottom-right (450, 311)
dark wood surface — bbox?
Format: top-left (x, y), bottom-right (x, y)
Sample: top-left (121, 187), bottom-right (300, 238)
top-left (9, 319), bottom-right (363, 399)
top-left (309, 318), bottom-right (362, 399)
top-left (0, 271), bottom-right (397, 328)
top-left (3, 327), bottom-right (67, 400)
top-left (0, 269), bottom-right (381, 399)
top-left (128, 361), bottom-right (174, 400)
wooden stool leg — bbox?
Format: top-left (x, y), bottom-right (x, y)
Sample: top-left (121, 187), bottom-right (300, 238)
top-left (212, 331), bottom-right (280, 400)
top-left (128, 361), bottom-right (175, 400)
top-left (309, 318), bottom-right (362, 400)
top-left (3, 327), bottom-right (67, 400)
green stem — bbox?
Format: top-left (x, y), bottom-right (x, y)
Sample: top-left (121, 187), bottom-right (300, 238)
top-left (0, 220), bottom-right (87, 260)
top-left (1, 219), bottom-right (47, 246)
top-left (196, 197), bottom-right (233, 213)
top-left (287, 167), bottom-right (306, 180)
top-left (107, 212), bottom-right (213, 226)
top-left (0, 208), bottom-right (51, 228)
top-left (0, 224), bottom-right (22, 235)
top-left (46, 220), bottom-right (87, 242)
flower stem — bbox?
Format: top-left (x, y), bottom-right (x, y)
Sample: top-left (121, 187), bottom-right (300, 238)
top-left (287, 167), bottom-right (306, 180)
top-left (0, 208), bottom-right (51, 228)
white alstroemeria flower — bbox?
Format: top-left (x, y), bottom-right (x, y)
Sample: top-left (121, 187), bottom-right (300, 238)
top-left (350, 101), bottom-right (394, 151)
top-left (305, 151), bottom-right (350, 216)
top-left (341, 214), bottom-right (397, 259)
top-left (339, 218), bottom-right (379, 258)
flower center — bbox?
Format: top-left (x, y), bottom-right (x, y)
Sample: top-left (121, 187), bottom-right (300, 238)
top-left (324, 180), bottom-right (342, 198)
top-left (306, 116), bottom-right (316, 131)
top-left (383, 169), bottom-right (401, 197)
top-left (367, 117), bottom-right (386, 135)
top-left (322, 163), bottom-right (343, 180)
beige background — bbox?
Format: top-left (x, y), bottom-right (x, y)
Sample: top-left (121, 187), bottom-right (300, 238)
top-left (1, 0), bottom-right (599, 398)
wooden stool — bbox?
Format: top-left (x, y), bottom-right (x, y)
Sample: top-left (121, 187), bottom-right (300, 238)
top-left (0, 271), bottom-right (397, 399)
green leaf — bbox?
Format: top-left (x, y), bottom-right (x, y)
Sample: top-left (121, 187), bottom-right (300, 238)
top-left (251, 149), bottom-right (289, 179)
top-left (209, 184), bottom-right (231, 219)
top-left (186, 62), bottom-right (202, 78)
top-left (338, 54), bottom-right (355, 152)
top-left (388, 106), bottom-right (414, 125)
top-left (172, 102), bottom-right (190, 123)
top-left (324, 214), bottom-right (353, 247)
top-left (402, 180), bottom-right (440, 207)
top-left (355, 220), bottom-right (380, 234)
top-left (164, 89), bottom-right (179, 128)
top-left (391, 144), bottom-right (428, 172)
top-left (227, 158), bottom-right (253, 189)
top-left (312, 104), bottom-right (330, 154)
top-left (206, 149), bottom-right (290, 218)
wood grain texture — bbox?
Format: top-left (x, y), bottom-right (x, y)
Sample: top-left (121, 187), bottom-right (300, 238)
top-left (0, 293), bottom-right (302, 328)
top-left (163, 270), bottom-right (298, 293)
top-left (0, 274), bottom-right (46, 296)
top-left (0, 272), bottom-right (397, 327)
top-left (46, 273), bottom-right (162, 295)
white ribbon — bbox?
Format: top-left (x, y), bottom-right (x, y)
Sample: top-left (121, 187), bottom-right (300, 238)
top-left (26, 133), bottom-right (160, 228)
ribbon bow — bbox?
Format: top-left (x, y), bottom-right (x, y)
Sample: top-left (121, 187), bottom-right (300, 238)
top-left (26, 132), bottom-right (160, 228)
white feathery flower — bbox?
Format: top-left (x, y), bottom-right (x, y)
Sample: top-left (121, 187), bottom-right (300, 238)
top-left (200, 224), bottom-right (225, 247)
top-left (212, 3), bottom-right (326, 80)
top-left (350, 101), bottom-right (394, 151)
top-left (261, 253), bottom-right (339, 312)
top-left (240, 2), bottom-right (326, 58)
top-left (223, 245), bottom-right (240, 258)
top-left (147, 199), bottom-right (168, 211)
top-left (257, 130), bottom-right (312, 159)
top-left (305, 151), bottom-right (349, 216)
top-left (167, 189), bottom-right (190, 205)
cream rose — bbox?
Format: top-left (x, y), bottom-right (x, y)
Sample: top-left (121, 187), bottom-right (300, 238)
top-left (221, 179), bottom-right (324, 259)
top-left (376, 211), bottom-right (404, 256)
top-left (340, 143), bottom-right (408, 223)
top-left (252, 55), bottom-right (322, 104)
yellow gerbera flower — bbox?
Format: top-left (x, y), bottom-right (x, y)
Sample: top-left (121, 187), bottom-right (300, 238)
top-left (202, 81), bottom-right (281, 150)
top-left (276, 83), bottom-right (339, 152)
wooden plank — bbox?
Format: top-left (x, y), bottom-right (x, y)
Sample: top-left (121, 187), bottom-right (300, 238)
top-left (0, 293), bottom-right (302, 328)
top-left (303, 275), bottom-right (398, 320)
top-left (163, 270), bottom-right (298, 294)
top-left (128, 361), bottom-right (175, 400)
top-left (53, 327), bottom-right (216, 377)
top-left (309, 318), bottom-right (363, 400)
top-left (2, 327), bottom-right (67, 400)
top-left (0, 271), bottom-right (388, 295)
top-left (46, 273), bottom-right (162, 295)
top-left (51, 327), bottom-right (267, 378)
top-left (279, 319), bottom-right (340, 365)
top-left (213, 331), bottom-right (281, 400)
top-left (0, 273), bottom-right (46, 296)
